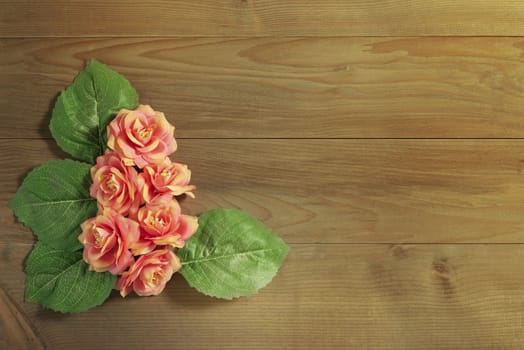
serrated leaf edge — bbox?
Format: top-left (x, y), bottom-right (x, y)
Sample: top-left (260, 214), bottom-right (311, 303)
top-left (8, 159), bottom-right (95, 211)
top-left (25, 245), bottom-right (116, 313)
top-left (26, 257), bottom-right (82, 303)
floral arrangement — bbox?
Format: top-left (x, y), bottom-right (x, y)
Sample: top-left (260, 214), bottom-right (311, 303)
top-left (9, 60), bottom-right (289, 312)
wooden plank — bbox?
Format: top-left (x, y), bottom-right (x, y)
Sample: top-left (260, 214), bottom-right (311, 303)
top-left (4, 139), bottom-right (524, 244)
top-left (0, 288), bottom-right (44, 350)
top-left (3, 242), bottom-right (524, 349)
top-left (4, 37), bottom-right (524, 139)
top-left (2, 1), bottom-right (524, 37)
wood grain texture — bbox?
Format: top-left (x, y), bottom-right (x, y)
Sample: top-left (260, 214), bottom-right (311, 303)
top-left (4, 37), bottom-right (524, 139)
top-left (4, 139), bottom-right (524, 244)
top-left (3, 1), bottom-right (524, 37)
top-left (3, 241), bottom-right (524, 350)
top-left (0, 288), bottom-right (44, 350)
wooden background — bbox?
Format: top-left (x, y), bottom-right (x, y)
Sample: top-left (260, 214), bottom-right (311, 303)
top-left (3, 1), bottom-right (524, 349)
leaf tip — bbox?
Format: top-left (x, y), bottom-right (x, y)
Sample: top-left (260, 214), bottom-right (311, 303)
top-left (87, 58), bottom-right (103, 68)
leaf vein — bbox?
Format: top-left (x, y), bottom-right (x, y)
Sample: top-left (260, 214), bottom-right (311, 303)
top-left (181, 248), bottom-right (277, 266)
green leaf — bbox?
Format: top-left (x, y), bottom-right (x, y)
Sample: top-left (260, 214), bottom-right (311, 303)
top-left (9, 159), bottom-right (97, 251)
top-left (178, 209), bottom-right (289, 299)
top-left (25, 242), bottom-right (116, 313)
top-left (50, 59), bottom-right (138, 163)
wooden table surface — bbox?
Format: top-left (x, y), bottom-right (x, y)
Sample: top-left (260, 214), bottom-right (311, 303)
top-left (3, 1), bottom-right (524, 349)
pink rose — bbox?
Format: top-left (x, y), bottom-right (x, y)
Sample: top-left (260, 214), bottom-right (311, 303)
top-left (107, 105), bottom-right (177, 168)
top-left (117, 248), bottom-right (181, 297)
top-left (140, 159), bottom-right (196, 203)
top-left (90, 152), bottom-right (142, 216)
top-left (78, 209), bottom-right (139, 275)
top-left (131, 200), bottom-right (198, 255)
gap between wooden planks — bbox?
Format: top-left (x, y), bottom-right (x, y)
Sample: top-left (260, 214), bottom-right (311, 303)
top-left (3, 139), bottom-right (524, 244)
top-left (3, 37), bottom-right (524, 138)
top-left (2, 242), bottom-right (524, 350)
top-left (2, 0), bottom-right (524, 36)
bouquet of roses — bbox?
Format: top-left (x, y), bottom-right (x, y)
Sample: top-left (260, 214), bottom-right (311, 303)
top-left (9, 60), bottom-right (289, 312)
top-left (82, 104), bottom-right (197, 297)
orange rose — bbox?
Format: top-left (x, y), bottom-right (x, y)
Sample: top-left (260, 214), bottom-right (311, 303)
top-left (90, 152), bottom-right (142, 216)
top-left (117, 248), bottom-right (181, 297)
top-left (140, 158), bottom-right (196, 203)
top-left (131, 200), bottom-right (198, 255)
top-left (107, 105), bottom-right (176, 168)
top-left (78, 209), bottom-right (140, 274)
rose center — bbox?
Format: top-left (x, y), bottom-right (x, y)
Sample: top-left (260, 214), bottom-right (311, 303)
top-left (150, 271), bottom-right (163, 286)
top-left (148, 216), bottom-right (168, 229)
top-left (93, 229), bottom-right (104, 248)
top-left (160, 169), bottom-right (171, 178)
top-left (138, 127), bottom-right (153, 140)
top-left (105, 174), bottom-right (118, 192)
